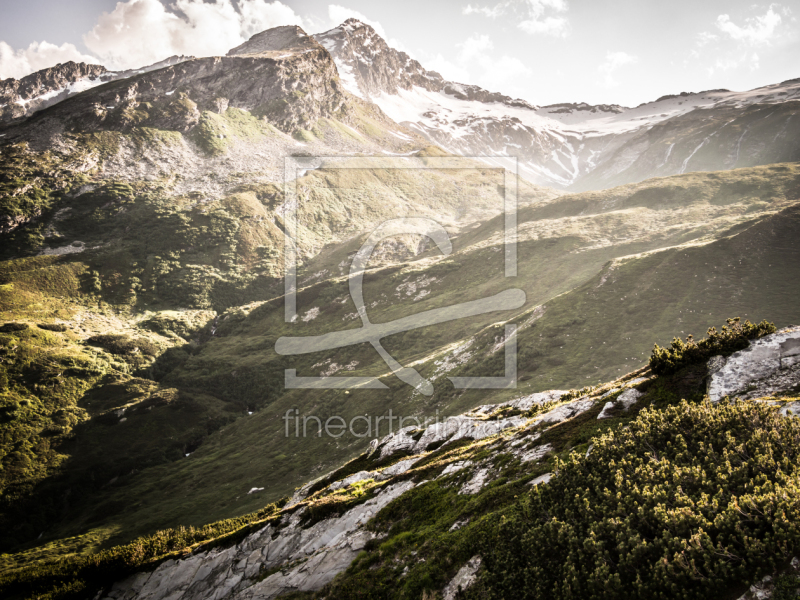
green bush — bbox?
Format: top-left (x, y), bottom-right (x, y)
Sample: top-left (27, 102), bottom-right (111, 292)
top-left (0, 499), bottom-right (286, 600)
top-left (649, 317), bottom-right (776, 376)
top-left (85, 335), bottom-right (159, 357)
top-left (473, 399), bottom-right (800, 600)
top-left (37, 324), bottom-right (68, 332)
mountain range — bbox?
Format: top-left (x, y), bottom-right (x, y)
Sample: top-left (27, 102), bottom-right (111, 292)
top-left (1, 19), bottom-right (800, 600)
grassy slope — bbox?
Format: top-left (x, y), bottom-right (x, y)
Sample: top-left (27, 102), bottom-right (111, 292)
top-left (3, 165), bottom-right (795, 558)
top-left (1, 127), bottom-right (799, 567)
top-left (3, 322), bottom-right (799, 600)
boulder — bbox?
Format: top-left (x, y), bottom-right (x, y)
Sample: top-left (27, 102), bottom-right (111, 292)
top-left (443, 556), bottom-right (482, 600)
top-left (708, 327), bottom-right (800, 402)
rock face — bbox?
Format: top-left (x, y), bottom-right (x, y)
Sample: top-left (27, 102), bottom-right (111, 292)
top-left (708, 327), bottom-right (800, 401)
top-left (228, 26), bottom-right (320, 57)
top-left (443, 556), bottom-right (482, 600)
top-left (2, 25), bottom-right (349, 144)
top-left (313, 19), bottom-right (532, 108)
top-left (0, 56), bottom-right (192, 122)
top-left (598, 388), bottom-right (644, 419)
top-left (0, 61), bottom-right (108, 121)
top-left (102, 481), bottom-right (415, 600)
top-left (98, 382), bottom-right (599, 600)
top-left (315, 20), bottom-right (800, 190)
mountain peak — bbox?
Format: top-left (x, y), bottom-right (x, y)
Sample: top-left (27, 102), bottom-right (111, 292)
top-left (227, 24), bottom-right (318, 57)
top-left (341, 17), bottom-right (370, 29)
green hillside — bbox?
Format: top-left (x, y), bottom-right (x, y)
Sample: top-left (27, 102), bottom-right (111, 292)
top-left (2, 161), bottom-right (799, 564)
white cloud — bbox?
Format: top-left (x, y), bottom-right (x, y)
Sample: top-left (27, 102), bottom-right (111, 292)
top-left (598, 51), bottom-right (637, 87)
top-left (715, 5), bottom-right (784, 45)
top-left (457, 33), bottom-right (494, 61)
top-left (0, 40), bottom-right (99, 80)
top-left (462, 2), bottom-right (511, 18)
top-left (422, 53), bottom-right (471, 83)
top-left (518, 0), bottom-right (569, 36)
top-left (464, 0), bottom-right (569, 37)
top-left (425, 33), bottom-right (531, 91)
top-left (82, 0), bottom-right (304, 70)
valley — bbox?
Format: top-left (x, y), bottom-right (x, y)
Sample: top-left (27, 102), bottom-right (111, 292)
top-left (0, 16), bottom-right (799, 600)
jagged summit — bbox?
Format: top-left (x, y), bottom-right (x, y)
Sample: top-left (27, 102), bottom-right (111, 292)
top-left (313, 19), bottom-right (534, 111)
top-left (0, 55), bottom-right (195, 122)
top-left (227, 24), bottom-right (320, 57)
top-left (0, 61), bottom-right (107, 121)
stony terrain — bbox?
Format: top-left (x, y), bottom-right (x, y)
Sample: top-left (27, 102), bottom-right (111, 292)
top-left (72, 326), bottom-right (800, 600)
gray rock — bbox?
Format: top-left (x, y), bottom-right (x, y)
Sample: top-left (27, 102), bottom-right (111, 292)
top-left (519, 444), bottom-right (553, 463)
top-left (378, 426), bottom-right (417, 458)
top-left (708, 327), bottom-right (800, 402)
top-left (779, 401), bottom-right (800, 417)
top-left (598, 389), bottom-right (642, 419)
top-left (506, 390), bottom-right (569, 411)
top-left (439, 461), bottom-right (473, 477)
top-left (529, 473), bottom-right (552, 486)
top-left (102, 482), bottom-right (415, 600)
top-left (442, 556), bottom-right (482, 600)
top-left (411, 415), bottom-right (524, 454)
top-left (328, 471), bottom-right (373, 491)
top-left (460, 469), bottom-right (491, 494)
top-left (375, 457), bottom-right (419, 480)
top-left (597, 401), bottom-right (616, 420)
top-left (449, 519), bottom-right (469, 532)
top-left (532, 398), bottom-right (594, 426)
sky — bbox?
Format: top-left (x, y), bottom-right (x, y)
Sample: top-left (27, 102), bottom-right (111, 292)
top-left (0, 0), bottom-right (798, 107)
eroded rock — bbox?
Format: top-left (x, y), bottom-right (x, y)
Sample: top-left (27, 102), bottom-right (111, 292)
top-left (708, 327), bottom-right (800, 402)
top-left (443, 556), bottom-right (482, 600)
top-left (102, 482), bottom-right (415, 600)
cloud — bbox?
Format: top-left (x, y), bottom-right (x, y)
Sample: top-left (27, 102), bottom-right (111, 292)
top-left (598, 51), bottom-right (637, 87)
top-left (81, 0), bottom-right (304, 70)
top-left (422, 54), bottom-right (471, 83)
top-left (462, 2), bottom-right (511, 18)
top-left (457, 33), bottom-right (495, 61)
top-left (463, 0), bottom-right (569, 37)
top-left (0, 40), bottom-right (99, 80)
top-left (715, 5), bottom-right (784, 45)
top-left (518, 0), bottom-right (569, 36)
top-left (705, 50), bottom-right (762, 76)
top-left (421, 33), bottom-right (531, 92)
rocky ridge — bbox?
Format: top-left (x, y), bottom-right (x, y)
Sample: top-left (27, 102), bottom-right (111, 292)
top-left (314, 20), bottom-right (800, 190)
top-left (0, 56), bottom-right (192, 122)
top-left (97, 327), bottom-right (800, 600)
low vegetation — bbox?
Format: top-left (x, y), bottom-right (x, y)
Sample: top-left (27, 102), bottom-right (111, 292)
top-left (0, 499), bottom-right (285, 600)
top-left (649, 317), bottom-right (777, 375)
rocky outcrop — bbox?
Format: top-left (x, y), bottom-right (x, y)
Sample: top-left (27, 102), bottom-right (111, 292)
top-left (443, 556), bottom-right (482, 600)
top-left (0, 61), bottom-right (107, 121)
top-left (597, 388), bottom-right (644, 419)
top-left (313, 19), bottom-right (444, 100)
top-left (102, 481), bottom-right (415, 600)
top-left (708, 327), bottom-right (800, 402)
top-left (0, 56), bottom-right (193, 122)
top-left (2, 25), bottom-right (349, 142)
top-left (227, 26), bottom-right (321, 57)
top-left (313, 18), bottom-right (534, 110)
